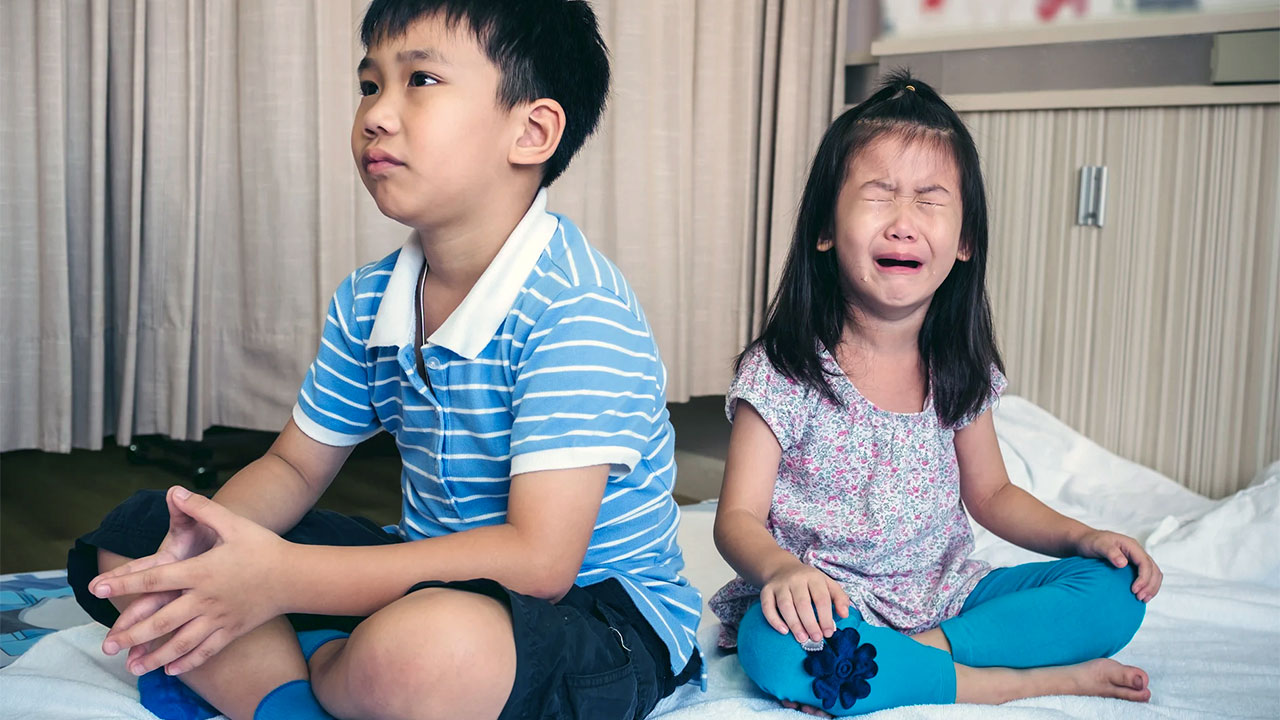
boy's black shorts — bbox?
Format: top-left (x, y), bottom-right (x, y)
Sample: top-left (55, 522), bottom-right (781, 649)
top-left (67, 489), bottom-right (700, 720)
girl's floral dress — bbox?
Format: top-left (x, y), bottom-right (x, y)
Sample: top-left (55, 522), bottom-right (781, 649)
top-left (710, 344), bottom-right (1006, 648)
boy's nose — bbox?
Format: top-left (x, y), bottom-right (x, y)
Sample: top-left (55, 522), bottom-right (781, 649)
top-left (362, 96), bottom-right (400, 136)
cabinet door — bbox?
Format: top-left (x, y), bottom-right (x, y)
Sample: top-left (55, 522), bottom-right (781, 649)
top-left (964, 104), bottom-right (1279, 497)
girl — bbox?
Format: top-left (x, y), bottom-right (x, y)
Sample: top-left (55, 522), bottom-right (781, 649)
top-left (710, 72), bottom-right (1163, 717)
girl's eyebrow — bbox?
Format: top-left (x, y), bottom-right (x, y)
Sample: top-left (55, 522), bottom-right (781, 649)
top-left (915, 184), bottom-right (951, 195)
top-left (860, 180), bottom-right (951, 196)
top-left (861, 179), bottom-right (895, 191)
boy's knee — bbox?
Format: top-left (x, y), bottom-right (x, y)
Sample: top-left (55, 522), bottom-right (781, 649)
top-left (317, 588), bottom-right (514, 720)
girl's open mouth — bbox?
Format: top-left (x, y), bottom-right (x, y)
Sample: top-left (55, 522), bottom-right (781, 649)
top-left (876, 258), bottom-right (921, 269)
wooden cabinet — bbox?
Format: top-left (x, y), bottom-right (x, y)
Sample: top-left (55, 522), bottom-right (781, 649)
top-left (964, 104), bottom-right (1279, 497)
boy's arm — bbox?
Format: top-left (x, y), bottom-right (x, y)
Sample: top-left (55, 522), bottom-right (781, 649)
top-left (281, 463), bottom-right (610, 613)
top-left (211, 418), bottom-right (355, 533)
top-left (93, 463), bottom-right (608, 676)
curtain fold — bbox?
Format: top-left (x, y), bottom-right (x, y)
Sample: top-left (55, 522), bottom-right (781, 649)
top-left (556, 0), bottom-right (845, 401)
top-left (0, 0), bottom-right (847, 450)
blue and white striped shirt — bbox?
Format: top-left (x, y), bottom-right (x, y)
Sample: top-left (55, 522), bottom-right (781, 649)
top-left (293, 190), bottom-right (701, 677)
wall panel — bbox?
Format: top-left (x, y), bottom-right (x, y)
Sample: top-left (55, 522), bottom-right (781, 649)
top-left (964, 104), bottom-right (1279, 497)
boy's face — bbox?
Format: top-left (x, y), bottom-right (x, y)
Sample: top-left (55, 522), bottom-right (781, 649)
top-left (353, 14), bottom-right (515, 230)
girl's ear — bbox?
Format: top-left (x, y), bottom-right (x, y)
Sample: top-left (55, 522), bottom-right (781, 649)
top-left (957, 237), bottom-right (972, 262)
top-left (817, 235), bottom-right (834, 252)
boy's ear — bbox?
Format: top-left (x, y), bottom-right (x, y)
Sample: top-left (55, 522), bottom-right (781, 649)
top-left (509, 98), bottom-right (565, 169)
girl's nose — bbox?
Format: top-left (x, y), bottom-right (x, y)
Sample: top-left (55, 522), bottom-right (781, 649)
top-left (885, 207), bottom-right (918, 242)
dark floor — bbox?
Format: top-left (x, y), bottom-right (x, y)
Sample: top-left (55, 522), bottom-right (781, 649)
top-left (0, 397), bottom-right (730, 574)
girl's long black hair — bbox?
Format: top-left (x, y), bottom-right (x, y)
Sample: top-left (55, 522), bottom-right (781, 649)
top-left (745, 70), bottom-right (1003, 427)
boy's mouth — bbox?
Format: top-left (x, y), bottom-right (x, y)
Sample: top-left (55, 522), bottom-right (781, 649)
top-left (363, 148), bottom-right (405, 175)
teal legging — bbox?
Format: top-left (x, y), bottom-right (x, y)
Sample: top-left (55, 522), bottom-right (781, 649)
top-left (736, 557), bottom-right (1146, 716)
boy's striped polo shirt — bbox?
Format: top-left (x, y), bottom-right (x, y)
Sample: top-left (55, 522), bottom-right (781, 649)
top-left (293, 190), bottom-right (701, 678)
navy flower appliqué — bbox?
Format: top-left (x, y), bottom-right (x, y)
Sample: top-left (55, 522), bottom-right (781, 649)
top-left (802, 627), bottom-right (878, 710)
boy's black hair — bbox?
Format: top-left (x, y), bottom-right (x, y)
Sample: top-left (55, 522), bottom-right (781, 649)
top-left (746, 69), bottom-right (1004, 427)
top-left (360, 0), bottom-right (609, 186)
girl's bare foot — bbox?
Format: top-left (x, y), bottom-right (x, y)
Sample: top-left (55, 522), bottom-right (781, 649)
top-left (779, 698), bottom-right (832, 717)
top-left (958, 658), bottom-right (1151, 705)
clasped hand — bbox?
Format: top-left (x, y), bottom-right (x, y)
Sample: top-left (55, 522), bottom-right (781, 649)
top-left (90, 486), bottom-right (288, 676)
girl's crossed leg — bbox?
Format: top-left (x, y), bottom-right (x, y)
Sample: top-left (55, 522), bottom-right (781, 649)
top-left (737, 557), bottom-right (1149, 716)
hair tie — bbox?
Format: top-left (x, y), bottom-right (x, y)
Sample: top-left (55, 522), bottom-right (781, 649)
top-left (905, 85), bottom-right (916, 92)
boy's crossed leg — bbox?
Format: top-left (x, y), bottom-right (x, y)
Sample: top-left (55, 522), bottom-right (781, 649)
top-left (308, 587), bottom-right (515, 720)
top-left (99, 552), bottom-right (523, 720)
top-left (98, 550), bottom-right (520, 720)
top-left (96, 548), bottom-right (315, 720)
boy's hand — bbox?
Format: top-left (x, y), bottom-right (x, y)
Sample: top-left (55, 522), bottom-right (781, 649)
top-left (91, 486), bottom-right (221, 651)
top-left (760, 563), bottom-right (851, 645)
top-left (1077, 530), bottom-right (1163, 602)
top-left (90, 488), bottom-right (289, 675)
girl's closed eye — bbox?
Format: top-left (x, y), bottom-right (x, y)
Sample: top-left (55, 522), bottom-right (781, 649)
top-left (409, 71), bottom-right (438, 88)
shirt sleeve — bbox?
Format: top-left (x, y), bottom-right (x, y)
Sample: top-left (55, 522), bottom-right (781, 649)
top-left (952, 366), bottom-right (1009, 430)
top-left (508, 286), bottom-right (664, 477)
top-left (291, 273), bottom-right (381, 446)
top-left (725, 344), bottom-right (814, 451)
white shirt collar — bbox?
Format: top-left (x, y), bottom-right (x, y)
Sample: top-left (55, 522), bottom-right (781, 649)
top-left (367, 188), bottom-right (558, 359)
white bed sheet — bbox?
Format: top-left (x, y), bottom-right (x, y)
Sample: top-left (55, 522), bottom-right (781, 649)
top-left (2, 396), bottom-right (1278, 719)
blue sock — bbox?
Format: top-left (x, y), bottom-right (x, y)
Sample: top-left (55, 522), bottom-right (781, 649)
top-left (254, 679), bottom-right (334, 720)
top-left (137, 670), bottom-right (219, 720)
top-left (296, 629), bottom-right (350, 663)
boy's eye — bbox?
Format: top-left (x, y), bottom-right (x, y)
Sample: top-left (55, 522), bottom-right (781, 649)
top-left (359, 80), bottom-right (379, 97)
top-left (409, 72), bottom-right (437, 87)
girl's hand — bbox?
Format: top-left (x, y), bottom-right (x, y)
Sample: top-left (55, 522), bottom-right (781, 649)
top-left (760, 563), bottom-right (851, 645)
top-left (89, 488), bottom-right (289, 675)
top-left (1077, 530), bottom-right (1163, 602)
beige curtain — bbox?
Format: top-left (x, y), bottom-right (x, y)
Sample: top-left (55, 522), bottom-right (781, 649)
top-left (1, 0), bottom-right (847, 451)
top-left (555, 0), bottom-right (847, 401)
top-left (1, 0), bottom-right (405, 452)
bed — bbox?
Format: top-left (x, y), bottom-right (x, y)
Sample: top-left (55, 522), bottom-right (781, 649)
top-left (2, 396), bottom-right (1277, 718)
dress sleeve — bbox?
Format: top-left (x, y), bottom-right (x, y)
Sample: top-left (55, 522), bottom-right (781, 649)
top-left (725, 344), bottom-right (815, 451)
top-left (952, 366), bottom-right (1008, 430)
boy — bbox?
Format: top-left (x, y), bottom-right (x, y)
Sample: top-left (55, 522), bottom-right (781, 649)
top-left (66, 2), bottom-right (703, 718)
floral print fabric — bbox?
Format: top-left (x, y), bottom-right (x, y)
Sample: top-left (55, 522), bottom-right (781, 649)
top-left (710, 344), bottom-right (1006, 648)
